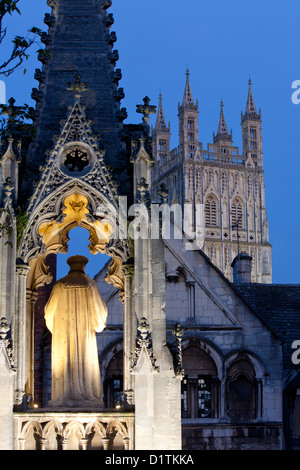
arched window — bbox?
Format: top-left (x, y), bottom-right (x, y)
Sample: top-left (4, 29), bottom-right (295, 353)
top-left (104, 350), bottom-right (123, 409)
top-left (231, 198), bottom-right (244, 229)
top-left (205, 195), bottom-right (218, 227)
top-left (181, 344), bottom-right (219, 419)
top-left (225, 357), bottom-right (258, 422)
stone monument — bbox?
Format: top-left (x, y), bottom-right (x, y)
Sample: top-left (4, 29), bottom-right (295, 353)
top-left (44, 255), bottom-right (107, 408)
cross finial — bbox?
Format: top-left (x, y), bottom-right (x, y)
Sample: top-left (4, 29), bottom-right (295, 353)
top-left (1, 97), bottom-right (24, 132)
top-left (136, 96), bottom-right (156, 126)
top-left (67, 74), bottom-right (88, 96)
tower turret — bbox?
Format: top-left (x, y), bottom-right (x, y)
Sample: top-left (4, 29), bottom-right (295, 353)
top-left (178, 69), bottom-right (199, 159)
top-left (152, 93), bottom-right (171, 163)
top-left (241, 78), bottom-right (263, 168)
top-left (213, 99), bottom-right (233, 145)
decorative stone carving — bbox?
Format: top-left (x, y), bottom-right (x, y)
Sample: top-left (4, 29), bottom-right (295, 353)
top-left (130, 317), bottom-right (160, 374)
top-left (172, 323), bottom-right (184, 378)
top-left (0, 317), bottom-right (16, 373)
top-left (105, 257), bottom-right (125, 302)
top-left (14, 413), bottom-right (132, 451)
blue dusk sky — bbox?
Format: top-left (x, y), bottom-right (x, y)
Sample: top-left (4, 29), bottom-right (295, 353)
top-left (1, 0), bottom-right (299, 283)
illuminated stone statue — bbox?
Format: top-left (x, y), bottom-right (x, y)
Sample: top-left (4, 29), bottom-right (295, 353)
top-left (44, 255), bottom-right (107, 407)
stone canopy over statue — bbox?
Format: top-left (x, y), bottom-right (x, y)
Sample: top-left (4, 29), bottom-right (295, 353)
top-left (44, 255), bottom-right (108, 408)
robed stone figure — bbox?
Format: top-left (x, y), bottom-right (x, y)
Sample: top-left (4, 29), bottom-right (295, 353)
top-left (44, 255), bottom-right (107, 407)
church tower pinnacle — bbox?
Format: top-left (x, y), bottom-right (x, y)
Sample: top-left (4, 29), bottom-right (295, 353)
top-left (178, 69), bottom-right (199, 159)
top-left (213, 99), bottom-right (232, 144)
top-left (181, 68), bottom-right (196, 107)
top-left (241, 78), bottom-right (263, 168)
top-left (152, 93), bottom-right (171, 163)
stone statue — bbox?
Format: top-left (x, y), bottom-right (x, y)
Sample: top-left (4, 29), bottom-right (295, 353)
top-left (44, 255), bottom-right (107, 407)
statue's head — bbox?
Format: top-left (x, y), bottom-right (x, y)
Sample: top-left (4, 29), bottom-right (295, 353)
top-left (67, 255), bottom-right (89, 273)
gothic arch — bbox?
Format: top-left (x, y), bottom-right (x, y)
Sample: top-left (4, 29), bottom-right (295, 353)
top-left (106, 420), bottom-right (129, 440)
top-left (64, 420), bottom-right (85, 440)
top-left (204, 193), bottom-right (219, 227)
top-left (86, 419), bottom-right (106, 439)
top-left (224, 352), bottom-right (264, 422)
top-left (20, 183), bottom-right (130, 296)
top-left (181, 337), bottom-right (223, 379)
top-left (100, 339), bottom-right (123, 377)
top-left (19, 179), bottom-right (127, 263)
top-left (230, 196), bottom-right (245, 229)
top-left (42, 419), bottom-right (63, 439)
top-left (224, 350), bottom-right (265, 380)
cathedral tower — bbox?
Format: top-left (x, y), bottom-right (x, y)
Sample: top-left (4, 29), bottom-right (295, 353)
top-left (152, 72), bottom-right (272, 283)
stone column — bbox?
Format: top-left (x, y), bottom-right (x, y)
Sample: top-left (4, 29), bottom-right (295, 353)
top-left (122, 261), bottom-right (135, 406)
top-left (14, 263), bottom-right (31, 407)
top-left (39, 438), bottom-right (47, 450)
top-left (80, 439), bottom-right (89, 450)
top-left (102, 437), bottom-right (110, 450)
top-left (0, 318), bottom-right (16, 450)
top-left (18, 438), bottom-right (25, 450)
top-left (61, 437), bottom-right (68, 450)
top-left (186, 279), bottom-right (195, 320)
top-left (123, 437), bottom-right (130, 450)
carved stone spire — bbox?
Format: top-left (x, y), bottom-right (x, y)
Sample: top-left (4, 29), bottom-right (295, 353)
top-left (217, 99), bottom-right (229, 135)
top-left (22, 0), bottom-right (129, 202)
top-left (182, 68), bottom-right (196, 107)
top-left (213, 99), bottom-right (232, 143)
top-left (155, 93), bottom-right (168, 130)
top-left (242, 77), bottom-right (261, 121)
top-left (152, 94), bottom-right (171, 163)
top-left (245, 78), bottom-right (257, 114)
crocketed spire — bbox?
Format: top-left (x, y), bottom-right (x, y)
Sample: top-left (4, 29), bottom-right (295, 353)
top-left (245, 78), bottom-right (257, 115)
top-left (155, 93), bottom-right (168, 130)
top-left (182, 68), bottom-right (195, 106)
top-left (217, 99), bottom-right (229, 135)
top-left (23, 0), bottom-right (127, 200)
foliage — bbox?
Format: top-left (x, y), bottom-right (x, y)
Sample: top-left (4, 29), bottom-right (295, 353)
top-left (0, 0), bottom-right (43, 77)
top-left (0, 99), bottom-right (36, 141)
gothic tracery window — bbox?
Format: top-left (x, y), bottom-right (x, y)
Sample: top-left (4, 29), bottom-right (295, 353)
top-left (205, 195), bottom-right (218, 227)
top-left (64, 148), bottom-right (89, 172)
top-left (231, 198), bottom-right (244, 229)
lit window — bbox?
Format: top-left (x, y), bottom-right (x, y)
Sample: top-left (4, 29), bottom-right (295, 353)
top-left (181, 345), bottom-right (219, 419)
top-left (197, 377), bottom-right (212, 418)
